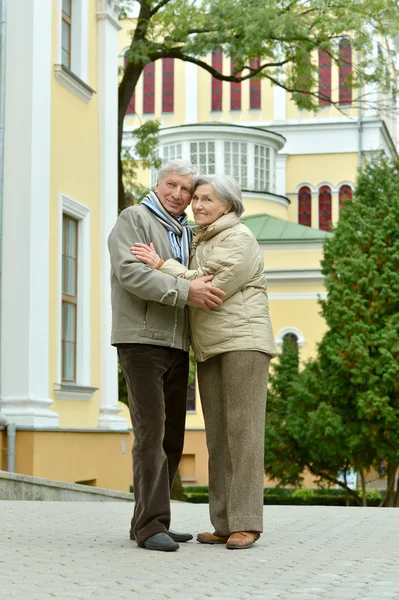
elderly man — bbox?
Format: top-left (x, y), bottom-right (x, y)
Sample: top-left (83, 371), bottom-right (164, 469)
top-left (108, 160), bottom-right (224, 552)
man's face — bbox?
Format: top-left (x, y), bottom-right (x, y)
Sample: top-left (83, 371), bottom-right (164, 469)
top-left (156, 172), bottom-right (193, 216)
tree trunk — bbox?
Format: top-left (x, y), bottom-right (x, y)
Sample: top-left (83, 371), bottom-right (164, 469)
top-left (170, 468), bottom-right (186, 501)
top-left (381, 461), bottom-right (398, 507)
top-left (394, 471), bottom-right (399, 507)
top-left (357, 466), bottom-right (367, 507)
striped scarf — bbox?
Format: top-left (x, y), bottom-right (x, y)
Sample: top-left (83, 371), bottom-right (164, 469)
top-left (141, 191), bottom-right (193, 266)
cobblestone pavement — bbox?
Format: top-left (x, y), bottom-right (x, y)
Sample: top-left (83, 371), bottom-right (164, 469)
top-left (1, 501), bottom-right (399, 600)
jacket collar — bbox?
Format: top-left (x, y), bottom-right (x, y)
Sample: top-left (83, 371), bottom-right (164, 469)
top-left (194, 212), bottom-right (240, 243)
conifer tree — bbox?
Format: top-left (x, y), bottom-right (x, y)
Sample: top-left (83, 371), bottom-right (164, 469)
top-left (265, 157), bottom-right (399, 506)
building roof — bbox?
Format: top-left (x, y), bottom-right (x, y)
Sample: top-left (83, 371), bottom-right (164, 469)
top-left (241, 213), bottom-right (332, 244)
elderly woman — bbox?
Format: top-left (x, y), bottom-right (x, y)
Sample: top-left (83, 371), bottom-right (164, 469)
top-left (132, 175), bottom-right (276, 550)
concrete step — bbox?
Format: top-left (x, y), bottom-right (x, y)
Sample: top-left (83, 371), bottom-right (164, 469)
top-left (0, 470), bottom-right (134, 502)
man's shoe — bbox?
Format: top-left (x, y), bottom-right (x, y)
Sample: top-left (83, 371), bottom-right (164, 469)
top-left (196, 531), bottom-right (229, 544)
top-left (138, 532), bottom-right (179, 552)
top-left (226, 531), bottom-right (260, 550)
top-left (168, 529), bottom-right (193, 543)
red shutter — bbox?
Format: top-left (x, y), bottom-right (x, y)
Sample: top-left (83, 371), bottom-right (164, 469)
top-left (230, 59), bottom-right (241, 110)
top-left (212, 49), bottom-right (223, 111)
top-left (339, 185), bottom-right (352, 210)
top-left (319, 186), bottom-right (332, 231)
top-left (250, 58), bottom-right (261, 110)
top-left (298, 186), bottom-right (312, 227)
top-left (143, 62), bottom-right (155, 114)
top-left (339, 39), bottom-right (352, 105)
top-left (124, 55), bottom-right (135, 114)
top-left (318, 49), bottom-right (331, 106)
top-left (162, 58), bottom-right (174, 113)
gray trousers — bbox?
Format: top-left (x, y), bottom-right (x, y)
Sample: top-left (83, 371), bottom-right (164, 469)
top-left (117, 344), bottom-right (189, 545)
top-left (197, 350), bottom-right (270, 535)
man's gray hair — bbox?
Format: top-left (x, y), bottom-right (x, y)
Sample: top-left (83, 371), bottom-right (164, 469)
top-left (194, 174), bottom-right (245, 217)
top-left (157, 159), bottom-right (198, 185)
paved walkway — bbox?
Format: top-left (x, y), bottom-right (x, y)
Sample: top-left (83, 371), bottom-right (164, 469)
top-left (1, 501), bottom-right (399, 600)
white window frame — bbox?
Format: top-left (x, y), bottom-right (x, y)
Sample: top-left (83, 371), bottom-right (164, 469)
top-left (224, 141), bottom-right (248, 188)
top-left (55, 0), bottom-right (94, 103)
top-left (254, 144), bottom-right (271, 192)
top-left (275, 327), bottom-right (306, 348)
top-left (190, 141), bottom-right (216, 175)
top-left (54, 194), bottom-right (96, 400)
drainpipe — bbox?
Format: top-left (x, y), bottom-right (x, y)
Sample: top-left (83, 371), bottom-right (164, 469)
top-left (0, 413), bottom-right (15, 472)
top-left (0, 1), bottom-right (14, 473)
top-left (357, 50), bottom-right (363, 168)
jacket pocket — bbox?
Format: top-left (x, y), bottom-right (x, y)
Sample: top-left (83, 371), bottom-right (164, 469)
top-left (140, 301), bottom-right (170, 341)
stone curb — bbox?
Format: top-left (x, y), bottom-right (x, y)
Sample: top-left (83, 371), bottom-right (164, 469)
top-left (0, 470), bottom-right (134, 502)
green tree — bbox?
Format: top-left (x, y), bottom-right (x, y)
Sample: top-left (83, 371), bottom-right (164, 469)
top-left (118, 0), bottom-right (399, 209)
top-left (265, 156), bottom-right (399, 506)
top-left (265, 335), bottom-right (363, 505)
top-left (319, 155), bottom-right (399, 506)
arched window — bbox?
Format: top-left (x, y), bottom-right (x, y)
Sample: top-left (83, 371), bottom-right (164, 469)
top-left (249, 58), bottom-right (261, 109)
top-left (318, 49), bottom-right (331, 106)
top-left (211, 49), bottom-right (223, 111)
top-left (339, 38), bottom-right (352, 105)
top-left (162, 58), bottom-right (174, 113)
top-left (143, 62), bottom-right (155, 114)
top-left (124, 54), bottom-right (135, 114)
top-left (282, 332), bottom-right (299, 352)
top-left (319, 185), bottom-right (332, 231)
top-left (230, 58), bottom-right (241, 111)
top-left (339, 185), bottom-right (353, 211)
top-left (298, 186), bottom-right (312, 227)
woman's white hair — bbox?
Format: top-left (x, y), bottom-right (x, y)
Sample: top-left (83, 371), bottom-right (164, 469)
top-left (157, 159), bottom-right (198, 185)
top-left (193, 174), bottom-right (245, 217)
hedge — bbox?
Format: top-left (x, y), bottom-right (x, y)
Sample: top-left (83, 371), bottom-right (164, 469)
top-left (183, 487), bottom-right (383, 507)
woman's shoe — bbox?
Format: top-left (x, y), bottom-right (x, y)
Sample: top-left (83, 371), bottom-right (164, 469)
top-left (226, 531), bottom-right (260, 550)
top-left (196, 531), bottom-right (229, 544)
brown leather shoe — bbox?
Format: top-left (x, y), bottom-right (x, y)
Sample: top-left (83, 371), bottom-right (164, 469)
top-left (196, 531), bottom-right (229, 544)
top-left (226, 531), bottom-right (260, 550)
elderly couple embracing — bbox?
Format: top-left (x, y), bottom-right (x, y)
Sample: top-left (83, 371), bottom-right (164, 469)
top-left (108, 159), bottom-right (276, 552)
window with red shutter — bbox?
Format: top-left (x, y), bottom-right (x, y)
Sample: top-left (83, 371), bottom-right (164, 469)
top-left (298, 187), bottom-right (312, 227)
top-left (319, 186), bottom-right (332, 231)
top-left (143, 62), bottom-right (155, 114)
top-left (162, 58), bottom-right (174, 113)
top-left (318, 49), bottom-right (331, 106)
top-left (250, 58), bottom-right (261, 110)
top-left (339, 39), bottom-right (352, 105)
top-left (230, 59), bottom-right (241, 111)
top-left (339, 185), bottom-right (352, 211)
top-left (212, 49), bottom-right (223, 111)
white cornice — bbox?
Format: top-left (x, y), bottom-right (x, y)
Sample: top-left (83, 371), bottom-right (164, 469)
top-left (265, 269), bottom-right (325, 285)
top-left (260, 242), bottom-right (324, 252)
top-left (243, 190), bottom-right (290, 208)
top-left (97, 0), bottom-right (122, 30)
top-left (54, 65), bottom-right (95, 103)
top-left (157, 123), bottom-right (286, 150)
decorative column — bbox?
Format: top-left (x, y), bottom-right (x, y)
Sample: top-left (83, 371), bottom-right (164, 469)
top-left (273, 85), bottom-right (287, 121)
top-left (185, 62), bottom-right (198, 123)
top-left (0, 0), bottom-right (58, 426)
top-left (275, 154), bottom-right (288, 197)
top-left (97, 0), bottom-right (128, 430)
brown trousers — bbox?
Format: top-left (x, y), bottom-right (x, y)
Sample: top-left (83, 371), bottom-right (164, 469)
top-left (117, 344), bottom-right (189, 544)
top-left (197, 350), bottom-right (270, 535)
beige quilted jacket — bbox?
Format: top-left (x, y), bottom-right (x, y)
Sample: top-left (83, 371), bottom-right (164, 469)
top-left (159, 212), bottom-right (276, 362)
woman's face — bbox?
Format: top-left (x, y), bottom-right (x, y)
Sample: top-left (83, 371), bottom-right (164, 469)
top-left (191, 184), bottom-right (231, 227)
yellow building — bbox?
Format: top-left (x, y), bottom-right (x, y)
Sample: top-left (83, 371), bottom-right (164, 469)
top-left (119, 22), bottom-right (399, 486)
top-left (0, 0), bottom-right (133, 491)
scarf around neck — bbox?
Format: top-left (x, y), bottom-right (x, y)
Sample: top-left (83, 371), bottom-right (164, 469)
top-left (141, 191), bottom-right (193, 266)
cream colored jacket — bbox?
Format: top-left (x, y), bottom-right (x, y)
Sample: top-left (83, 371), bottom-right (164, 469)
top-left (159, 212), bottom-right (276, 362)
